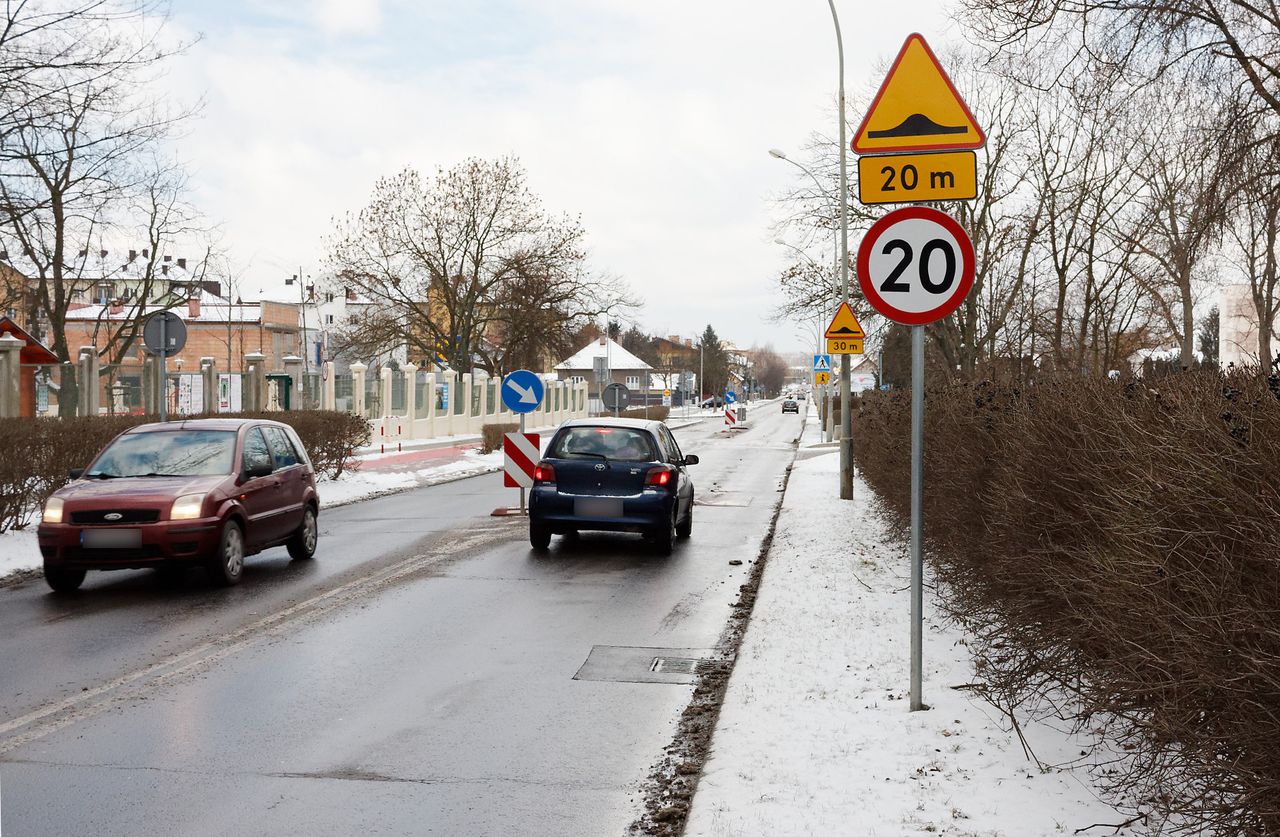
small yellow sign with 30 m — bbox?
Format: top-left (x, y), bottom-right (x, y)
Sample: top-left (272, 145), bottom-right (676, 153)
top-left (827, 338), bottom-right (864, 355)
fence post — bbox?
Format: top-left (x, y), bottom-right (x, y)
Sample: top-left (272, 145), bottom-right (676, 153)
top-left (322, 361), bottom-right (336, 410)
top-left (403, 363), bottom-right (418, 437)
top-left (460, 373), bottom-right (474, 434)
top-left (0, 333), bottom-right (22, 417)
top-left (380, 366), bottom-right (394, 420)
top-left (201, 357), bottom-right (217, 413)
top-left (283, 355), bottom-right (303, 410)
top-left (142, 353), bottom-right (159, 415)
top-left (244, 351), bottom-right (266, 412)
top-left (349, 362), bottom-right (367, 417)
top-left (423, 372), bottom-right (437, 437)
top-left (477, 375), bottom-right (489, 432)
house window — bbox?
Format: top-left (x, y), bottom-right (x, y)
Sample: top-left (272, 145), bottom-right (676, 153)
top-left (94, 283), bottom-right (113, 305)
top-left (570, 375), bottom-right (585, 384)
top-left (326, 314), bottom-right (334, 324)
top-left (625, 375), bottom-right (640, 388)
top-left (325, 292), bottom-right (334, 303)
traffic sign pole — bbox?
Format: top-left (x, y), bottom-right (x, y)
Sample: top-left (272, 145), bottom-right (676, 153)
top-left (909, 323), bottom-right (924, 711)
top-left (159, 314), bottom-right (167, 422)
top-left (519, 411), bottom-right (526, 516)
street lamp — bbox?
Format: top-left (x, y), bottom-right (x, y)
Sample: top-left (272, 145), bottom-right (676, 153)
top-left (825, 0), bottom-right (854, 500)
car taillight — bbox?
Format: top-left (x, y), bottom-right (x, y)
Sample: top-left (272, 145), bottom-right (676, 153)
top-left (646, 465), bottom-right (674, 487)
top-left (534, 462), bottom-right (556, 483)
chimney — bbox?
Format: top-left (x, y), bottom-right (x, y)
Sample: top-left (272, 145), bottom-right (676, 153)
top-left (78, 249), bottom-right (87, 259)
top-left (685, 338), bottom-right (693, 347)
top-left (109, 299), bottom-right (123, 316)
top-left (163, 254), bottom-right (172, 262)
top-left (99, 249), bottom-right (107, 259)
top-left (0, 250), bottom-right (7, 260)
top-left (162, 264), bottom-right (169, 275)
top-left (176, 257), bottom-right (186, 270)
top-left (141, 248), bottom-right (149, 258)
top-left (128, 249), bottom-right (137, 262)
top-left (598, 336), bottom-right (607, 346)
top-left (188, 297), bottom-right (201, 318)
top-left (346, 288), bottom-right (356, 301)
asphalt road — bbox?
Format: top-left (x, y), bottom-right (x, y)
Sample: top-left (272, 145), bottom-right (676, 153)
top-left (0, 402), bottom-right (804, 836)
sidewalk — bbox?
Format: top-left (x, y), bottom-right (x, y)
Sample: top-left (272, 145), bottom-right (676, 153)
top-left (683, 410), bottom-right (1123, 836)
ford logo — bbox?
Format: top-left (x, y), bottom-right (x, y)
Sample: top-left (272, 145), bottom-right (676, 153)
top-left (594, 463), bottom-right (606, 471)
top-left (104, 512), bottom-right (123, 521)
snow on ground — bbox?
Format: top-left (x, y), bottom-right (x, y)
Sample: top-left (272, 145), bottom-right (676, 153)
top-left (0, 528), bottom-right (41, 578)
top-left (316, 448), bottom-right (504, 507)
top-left (684, 413), bottom-right (1123, 837)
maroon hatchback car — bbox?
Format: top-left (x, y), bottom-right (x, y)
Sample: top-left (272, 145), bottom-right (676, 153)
top-left (37, 418), bottom-right (320, 592)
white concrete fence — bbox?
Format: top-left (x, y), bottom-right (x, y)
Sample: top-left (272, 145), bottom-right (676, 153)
top-left (319, 361), bottom-right (589, 441)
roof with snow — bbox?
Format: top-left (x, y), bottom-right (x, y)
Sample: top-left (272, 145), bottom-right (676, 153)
top-left (554, 338), bottom-right (652, 371)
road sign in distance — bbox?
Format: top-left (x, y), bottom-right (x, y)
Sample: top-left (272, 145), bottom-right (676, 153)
top-left (815, 371), bottom-right (831, 386)
top-left (142, 311), bottom-right (186, 357)
top-left (852, 33), bottom-right (985, 154)
top-left (502, 369), bottom-right (544, 414)
top-left (857, 206), bottom-right (975, 326)
top-left (601, 383), bottom-right (630, 410)
top-left (858, 151), bottom-right (977, 205)
top-left (827, 338), bottom-right (865, 355)
top-left (812, 354), bottom-right (832, 372)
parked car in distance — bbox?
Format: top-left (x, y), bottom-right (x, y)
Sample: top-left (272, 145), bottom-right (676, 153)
top-left (698, 396), bottom-right (724, 409)
top-left (37, 418), bottom-right (319, 592)
top-left (529, 418), bottom-right (697, 555)
top-left (782, 399), bottom-right (800, 414)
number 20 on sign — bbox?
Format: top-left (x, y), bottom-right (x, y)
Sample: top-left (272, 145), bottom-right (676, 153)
top-left (857, 206), bottom-right (975, 326)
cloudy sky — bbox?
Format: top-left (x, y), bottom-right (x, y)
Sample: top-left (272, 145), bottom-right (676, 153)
top-left (165, 0), bottom-right (957, 352)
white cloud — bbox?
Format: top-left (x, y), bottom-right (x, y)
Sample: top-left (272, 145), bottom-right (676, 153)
top-left (313, 0), bottom-right (382, 37)
top-left (162, 1), bottom-right (959, 351)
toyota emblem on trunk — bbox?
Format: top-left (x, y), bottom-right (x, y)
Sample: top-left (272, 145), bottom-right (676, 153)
top-left (594, 463), bottom-right (606, 471)
top-left (104, 512), bottom-right (123, 521)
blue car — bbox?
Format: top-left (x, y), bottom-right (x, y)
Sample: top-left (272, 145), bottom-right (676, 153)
top-left (529, 418), bottom-right (698, 554)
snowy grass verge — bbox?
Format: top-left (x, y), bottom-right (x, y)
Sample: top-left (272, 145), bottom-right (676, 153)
top-left (684, 445), bottom-right (1125, 836)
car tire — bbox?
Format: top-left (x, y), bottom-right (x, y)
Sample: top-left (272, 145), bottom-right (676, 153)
top-left (287, 505), bottom-right (318, 561)
top-left (653, 508), bottom-right (677, 556)
top-left (676, 504), bottom-right (692, 539)
top-left (44, 563), bottom-right (86, 593)
top-left (530, 522), bottom-right (551, 551)
top-left (208, 520), bottom-right (245, 587)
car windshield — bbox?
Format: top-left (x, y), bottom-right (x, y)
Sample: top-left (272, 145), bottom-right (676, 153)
top-left (87, 430), bottom-right (237, 478)
top-left (549, 427), bottom-right (657, 462)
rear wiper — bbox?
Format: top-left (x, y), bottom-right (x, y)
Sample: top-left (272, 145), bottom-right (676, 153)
top-left (137, 472), bottom-right (183, 477)
top-left (569, 452), bottom-right (610, 464)
top-left (88, 473), bottom-right (120, 479)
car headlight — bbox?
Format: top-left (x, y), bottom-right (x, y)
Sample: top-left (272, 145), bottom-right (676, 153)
top-left (170, 493), bottom-right (207, 521)
top-left (43, 496), bottom-right (64, 524)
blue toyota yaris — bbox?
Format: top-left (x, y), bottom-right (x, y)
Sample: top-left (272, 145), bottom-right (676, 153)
top-left (529, 418), bottom-right (698, 555)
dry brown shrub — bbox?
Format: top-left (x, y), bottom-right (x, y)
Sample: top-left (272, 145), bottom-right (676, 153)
top-left (481, 422), bottom-right (519, 454)
top-left (853, 371), bottom-right (1280, 835)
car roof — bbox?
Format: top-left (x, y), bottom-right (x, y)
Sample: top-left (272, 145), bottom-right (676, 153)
top-left (559, 417), bottom-right (666, 433)
top-left (124, 418), bottom-right (287, 433)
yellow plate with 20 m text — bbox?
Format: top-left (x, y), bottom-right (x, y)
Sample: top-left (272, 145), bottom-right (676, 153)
top-left (857, 151), bottom-right (977, 204)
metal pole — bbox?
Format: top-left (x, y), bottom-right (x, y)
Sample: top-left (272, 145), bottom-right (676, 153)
top-left (159, 315), bottom-right (167, 422)
top-left (519, 411), bottom-right (527, 516)
top-left (827, 0), bottom-right (853, 499)
top-left (910, 323), bottom-right (924, 711)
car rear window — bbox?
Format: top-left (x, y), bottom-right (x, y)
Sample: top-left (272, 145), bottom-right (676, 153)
top-left (548, 427), bottom-right (657, 462)
top-left (88, 430), bottom-right (237, 478)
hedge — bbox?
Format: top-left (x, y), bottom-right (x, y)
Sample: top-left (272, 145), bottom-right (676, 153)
top-left (481, 422), bottom-right (518, 454)
top-left (852, 371), bottom-right (1280, 834)
top-left (0, 410), bottom-right (370, 533)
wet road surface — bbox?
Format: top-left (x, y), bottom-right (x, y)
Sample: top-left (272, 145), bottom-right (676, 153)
top-left (0, 404), bottom-right (803, 836)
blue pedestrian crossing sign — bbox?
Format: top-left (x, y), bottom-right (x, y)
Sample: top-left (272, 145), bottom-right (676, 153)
top-left (813, 354), bottom-right (832, 372)
top-left (502, 369), bottom-right (544, 414)
top-left (725, 391), bottom-right (737, 404)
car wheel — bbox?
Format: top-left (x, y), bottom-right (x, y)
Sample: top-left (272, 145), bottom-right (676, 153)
top-left (208, 520), bottom-right (245, 586)
top-left (653, 508), bottom-right (677, 555)
top-left (287, 506), bottom-right (318, 561)
top-left (44, 563), bottom-right (86, 593)
top-left (676, 504), bottom-right (692, 539)
top-left (530, 522), bottom-right (551, 551)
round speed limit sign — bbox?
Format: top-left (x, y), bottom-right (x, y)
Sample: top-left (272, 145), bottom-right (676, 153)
top-left (856, 206), bottom-right (975, 325)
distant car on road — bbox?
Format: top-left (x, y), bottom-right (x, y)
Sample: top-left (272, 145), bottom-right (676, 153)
top-left (782, 399), bottom-right (800, 414)
top-left (37, 418), bottom-right (319, 592)
top-left (529, 418), bottom-right (698, 555)
top-left (698, 396), bottom-right (724, 409)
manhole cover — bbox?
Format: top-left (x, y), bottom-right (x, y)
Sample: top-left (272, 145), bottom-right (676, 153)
top-left (573, 645), bottom-right (714, 685)
top-left (695, 492), bottom-right (753, 507)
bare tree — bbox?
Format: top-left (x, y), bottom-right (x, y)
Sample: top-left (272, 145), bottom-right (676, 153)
top-left (326, 157), bottom-right (631, 375)
top-left (1223, 139), bottom-right (1280, 365)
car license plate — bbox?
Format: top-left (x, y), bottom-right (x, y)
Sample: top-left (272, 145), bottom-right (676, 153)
top-left (575, 498), bottom-right (623, 518)
top-left (81, 528), bottom-right (142, 549)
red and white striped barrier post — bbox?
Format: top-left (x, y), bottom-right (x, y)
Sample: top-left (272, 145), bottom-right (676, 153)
top-left (504, 431), bottom-right (540, 513)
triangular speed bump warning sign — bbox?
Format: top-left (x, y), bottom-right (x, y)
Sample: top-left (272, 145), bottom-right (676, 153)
top-left (852, 33), bottom-right (985, 155)
top-left (824, 302), bottom-right (866, 340)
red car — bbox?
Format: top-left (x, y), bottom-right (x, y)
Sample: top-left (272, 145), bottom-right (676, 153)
top-left (37, 418), bottom-right (319, 592)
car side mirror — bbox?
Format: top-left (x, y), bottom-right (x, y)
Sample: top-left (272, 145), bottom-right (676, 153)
top-left (243, 461), bottom-right (273, 480)
top-left (68, 467), bottom-right (84, 480)
top-left (682, 455), bottom-right (699, 466)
